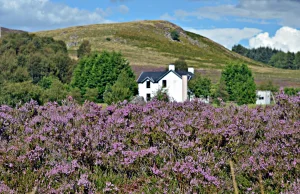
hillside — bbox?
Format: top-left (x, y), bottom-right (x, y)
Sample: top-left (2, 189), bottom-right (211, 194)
top-left (34, 20), bottom-right (300, 87)
top-left (0, 26), bottom-right (26, 37)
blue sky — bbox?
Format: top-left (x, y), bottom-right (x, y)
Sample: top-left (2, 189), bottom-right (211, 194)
top-left (1, 0), bottom-right (300, 52)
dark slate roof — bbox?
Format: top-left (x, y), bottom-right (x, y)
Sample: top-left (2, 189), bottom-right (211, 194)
top-left (137, 70), bottom-right (194, 83)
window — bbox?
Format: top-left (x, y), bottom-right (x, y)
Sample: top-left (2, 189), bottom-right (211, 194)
top-left (259, 96), bottom-right (264, 100)
top-left (162, 80), bottom-right (167, 88)
top-left (146, 81), bottom-right (150, 88)
top-left (146, 93), bottom-right (151, 101)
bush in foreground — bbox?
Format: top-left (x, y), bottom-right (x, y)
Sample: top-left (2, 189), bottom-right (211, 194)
top-left (0, 92), bottom-right (299, 193)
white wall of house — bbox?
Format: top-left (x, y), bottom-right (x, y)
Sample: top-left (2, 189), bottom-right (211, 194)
top-left (256, 91), bottom-right (271, 105)
top-left (138, 71), bottom-right (185, 102)
top-left (138, 80), bottom-right (159, 101)
top-left (158, 71), bottom-right (183, 102)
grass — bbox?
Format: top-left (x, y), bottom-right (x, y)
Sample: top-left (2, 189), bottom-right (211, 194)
top-left (34, 20), bottom-right (300, 87)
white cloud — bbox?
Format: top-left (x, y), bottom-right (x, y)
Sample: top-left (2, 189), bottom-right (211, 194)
top-left (185, 27), bottom-right (262, 49)
top-left (175, 0), bottom-right (300, 27)
top-left (0, 0), bottom-right (113, 31)
top-left (160, 13), bottom-right (176, 21)
top-left (118, 5), bottom-right (129, 14)
top-left (249, 27), bottom-right (300, 53)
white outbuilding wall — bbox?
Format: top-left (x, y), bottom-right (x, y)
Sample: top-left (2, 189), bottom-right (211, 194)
top-left (256, 91), bottom-right (271, 105)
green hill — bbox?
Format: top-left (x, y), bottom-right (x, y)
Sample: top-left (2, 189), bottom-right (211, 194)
top-left (34, 20), bottom-right (300, 87)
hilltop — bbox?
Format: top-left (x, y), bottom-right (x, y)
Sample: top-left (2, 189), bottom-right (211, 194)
top-left (34, 20), bottom-right (300, 87)
top-left (0, 26), bottom-right (26, 37)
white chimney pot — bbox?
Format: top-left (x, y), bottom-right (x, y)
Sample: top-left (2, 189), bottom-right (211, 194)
top-left (169, 64), bottom-right (175, 71)
top-left (188, 67), bottom-right (194, 74)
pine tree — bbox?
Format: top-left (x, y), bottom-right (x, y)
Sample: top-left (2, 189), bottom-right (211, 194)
top-left (221, 62), bottom-right (256, 105)
top-left (71, 51), bottom-right (136, 102)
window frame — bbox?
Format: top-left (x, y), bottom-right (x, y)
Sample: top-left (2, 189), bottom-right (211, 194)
top-left (162, 80), bottom-right (167, 88)
top-left (146, 81), bottom-right (151, 88)
top-left (146, 93), bottom-right (151, 101)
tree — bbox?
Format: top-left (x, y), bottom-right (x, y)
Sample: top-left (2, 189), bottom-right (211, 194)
top-left (0, 81), bottom-right (42, 106)
top-left (212, 78), bottom-right (229, 105)
top-left (0, 32), bottom-right (73, 84)
top-left (68, 87), bottom-right (83, 103)
top-left (188, 73), bottom-right (211, 98)
top-left (41, 78), bottom-right (68, 103)
top-left (84, 88), bottom-right (99, 102)
top-left (174, 57), bottom-right (188, 71)
top-left (71, 51), bottom-right (136, 102)
top-left (286, 52), bottom-right (295, 69)
top-left (170, 30), bottom-right (180, 41)
top-left (232, 44), bottom-right (248, 56)
top-left (103, 70), bottom-right (138, 105)
top-left (221, 62), bottom-right (256, 105)
top-left (284, 87), bottom-right (300, 96)
top-left (77, 40), bottom-right (91, 58)
top-left (294, 52), bottom-right (300, 70)
top-left (257, 80), bottom-right (279, 93)
top-left (269, 52), bottom-right (287, 68)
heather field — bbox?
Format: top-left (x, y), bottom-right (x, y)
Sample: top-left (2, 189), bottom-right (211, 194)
top-left (0, 92), bottom-right (299, 194)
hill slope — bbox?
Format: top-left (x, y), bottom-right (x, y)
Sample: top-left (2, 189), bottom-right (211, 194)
top-left (0, 26), bottom-right (25, 37)
top-left (34, 20), bottom-right (300, 87)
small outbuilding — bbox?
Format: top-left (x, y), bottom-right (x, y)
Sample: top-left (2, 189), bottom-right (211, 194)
top-left (256, 90), bottom-right (271, 105)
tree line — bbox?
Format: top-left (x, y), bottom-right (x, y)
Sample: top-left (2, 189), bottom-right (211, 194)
top-left (0, 32), bottom-right (138, 106)
top-left (0, 32), bottom-right (298, 107)
top-left (232, 44), bottom-right (300, 70)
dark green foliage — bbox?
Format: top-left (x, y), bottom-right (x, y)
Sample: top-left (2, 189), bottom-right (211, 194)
top-left (284, 87), bottom-right (300, 96)
top-left (0, 81), bottom-right (42, 106)
top-left (269, 52), bottom-right (287, 68)
top-left (170, 30), bottom-right (180, 41)
top-left (77, 40), bottom-right (91, 58)
top-left (232, 44), bottom-right (300, 69)
top-left (293, 52), bottom-right (300, 70)
top-left (106, 37), bottom-right (111, 41)
top-left (257, 80), bottom-right (279, 93)
top-left (84, 88), bottom-right (99, 102)
top-left (38, 76), bottom-right (55, 89)
top-left (41, 78), bottom-right (68, 103)
top-left (103, 70), bottom-right (138, 105)
top-left (174, 57), bottom-right (188, 71)
top-left (221, 62), bottom-right (256, 105)
top-left (232, 44), bottom-right (248, 56)
top-left (212, 79), bottom-right (229, 105)
top-left (188, 73), bottom-right (211, 98)
top-left (71, 51), bottom-right (136, 102)
top-left (68, 87), bottom-right (83, 103)
top-left (0, 32), bottom-right (73, 84)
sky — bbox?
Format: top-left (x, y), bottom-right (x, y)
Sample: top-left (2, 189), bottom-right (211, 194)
top-left (1, 0), bottom-right (300, 52)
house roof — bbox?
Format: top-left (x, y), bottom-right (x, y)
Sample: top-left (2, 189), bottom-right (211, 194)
top-left (137, 70), bottom-right (194, 83)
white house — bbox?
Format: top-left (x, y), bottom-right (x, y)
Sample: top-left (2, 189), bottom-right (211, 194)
top-left (137, 65), bottom-right (194, 102)
top-left (256, 90), bottom-right (271, 105)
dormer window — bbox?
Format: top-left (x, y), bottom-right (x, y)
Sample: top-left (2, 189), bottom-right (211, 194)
top-left (146, 81), bottom-right (151, 88)
top-left (162, 80), bottom-right (167, 88)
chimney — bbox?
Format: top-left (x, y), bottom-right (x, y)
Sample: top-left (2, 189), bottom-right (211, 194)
top-left (182, 75), bottom-right (188, 102)
top-left (188, 67), bottom-right (194, 74)
top-left (169, 64), bottom-right (175, 71)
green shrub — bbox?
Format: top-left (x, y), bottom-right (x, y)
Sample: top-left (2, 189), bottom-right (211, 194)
top-left (170, 30), bottom-right (180, 41)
